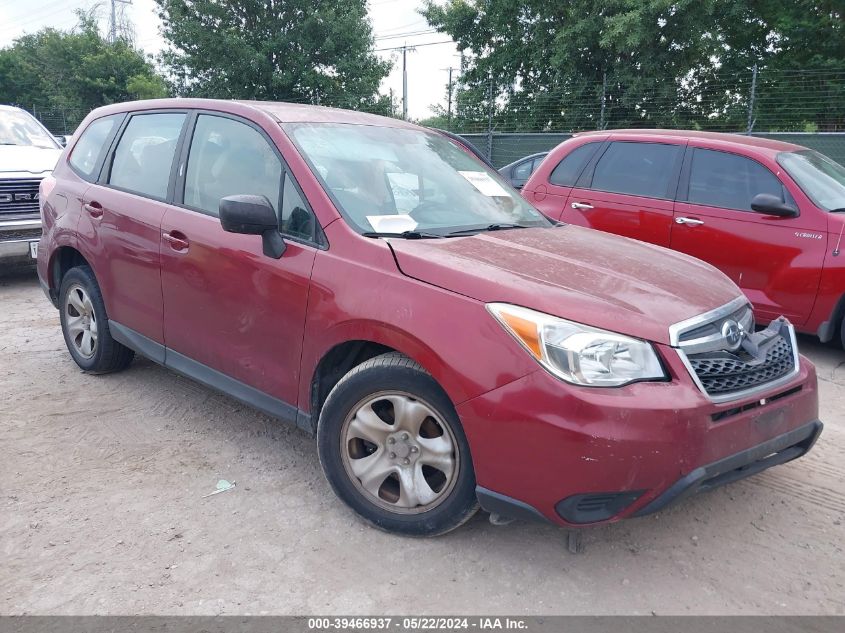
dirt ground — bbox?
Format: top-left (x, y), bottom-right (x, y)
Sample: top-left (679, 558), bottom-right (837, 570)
top-left (1, 267), bottom-right (844, 616)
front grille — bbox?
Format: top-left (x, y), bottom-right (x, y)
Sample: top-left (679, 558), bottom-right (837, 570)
top-left (0, 179), bottom-right (41, 215)
top-left (688, 335), bottom-right (796, 396)
top-left (672, 298), bottom-right (799, 402)
top-left (678, 304), bottom-right (754, 344)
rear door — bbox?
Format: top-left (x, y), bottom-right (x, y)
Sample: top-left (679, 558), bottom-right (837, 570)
top-left (563, 140), bottom-right (685, 246)
top-left (78, 110), bottom-right (187, 346)
top-left (670, 146), bottom-right (826, 325)
top-left (159, 112), bottom-right (318, 408)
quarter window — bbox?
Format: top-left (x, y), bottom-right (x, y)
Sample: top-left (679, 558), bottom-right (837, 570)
top-left (184, 114), bottom-right (282, 217)
top-left (280, 174), bottom-right (316, 241)
top-left (590, 142), bottom-right (682, 198)
top-left (69, 115), bottom-right (120, 181)
top-left (109, 113), bottom-right (185, 199)
top-left (549, 142), bottom-right (601, 187)
top-left (688, 148), bottom-right (784, 211)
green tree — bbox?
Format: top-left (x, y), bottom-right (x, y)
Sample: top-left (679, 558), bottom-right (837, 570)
top-left (155, 0), bottom-right (391, 111)
top-left (422, 0), bottom-right (844, 132)
top-left (0, 13), bottom-right (168, 122)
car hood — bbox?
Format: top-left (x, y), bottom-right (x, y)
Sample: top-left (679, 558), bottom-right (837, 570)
top-left (388, 225), bottom-right (742, 345)
top-left (0, 145), bottom-right (61, 174)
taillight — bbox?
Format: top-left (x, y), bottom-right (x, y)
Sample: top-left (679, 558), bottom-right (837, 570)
top-left (39, 175), bottom-right (56, 216)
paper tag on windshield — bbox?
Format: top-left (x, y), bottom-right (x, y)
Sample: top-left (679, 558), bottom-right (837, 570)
top-left (458, 171), bottom-right (509, 197)
top-left (366, 214), bottom-right (418, 233)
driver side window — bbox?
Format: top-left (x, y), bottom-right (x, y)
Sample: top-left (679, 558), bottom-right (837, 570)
top-left (184, 114), bottom-right (281, 217)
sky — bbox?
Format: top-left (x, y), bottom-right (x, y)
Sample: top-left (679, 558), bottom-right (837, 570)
top-left (0, 0), bottom-right (462, 119)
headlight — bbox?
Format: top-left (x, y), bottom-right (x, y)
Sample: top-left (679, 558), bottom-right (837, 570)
top-left (487, 303), bottom-right (666, 387)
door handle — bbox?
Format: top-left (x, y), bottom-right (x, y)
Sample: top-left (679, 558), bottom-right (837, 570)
top-left (675, 217), bottom-right (705, 226)
top-left (83, 201), bottom-right (103, 218)
top-left (162, 231), bottom-right (189, 251)
top-left (571, 202), bottom-right (594, 210)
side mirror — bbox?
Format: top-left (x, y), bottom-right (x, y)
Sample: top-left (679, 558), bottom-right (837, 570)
top-left (750, 193), bottom-right (798, 218)
top-left (219, 194), bottom-right (286, 258)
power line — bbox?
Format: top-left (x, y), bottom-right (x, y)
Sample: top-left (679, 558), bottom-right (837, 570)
top-left (374, 40), bottom-right (455, 52)
top-left (0, 0), bottom-right (91, 38)
top-left (374, 29), bottom-right (437, 41)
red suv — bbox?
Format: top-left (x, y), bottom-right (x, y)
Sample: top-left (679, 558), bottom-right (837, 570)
top-left (524, 130), bottom-right (845, 346)
top-left (37, 100), bottom-right (822, 536)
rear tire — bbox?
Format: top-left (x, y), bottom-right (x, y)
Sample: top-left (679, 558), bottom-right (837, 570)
top-left (59, 265), bottom-right (134, 374)
top-left (317, 352), bottom-right (478, 536)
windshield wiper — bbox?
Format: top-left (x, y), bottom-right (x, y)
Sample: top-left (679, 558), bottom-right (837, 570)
top-left (829, 208), bottom-right (845, 213)
top-left (362, 230), bottom-right (445, 239)
top-left (445, 223), bottom-right (531, 237)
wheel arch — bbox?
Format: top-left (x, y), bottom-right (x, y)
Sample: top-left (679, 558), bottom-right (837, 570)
top-left (305, 323), bottom-right (466, 434)
top-left (47, 246), bottom-right (91, 305)
top-left (817, 291), bottom-right (845, 343)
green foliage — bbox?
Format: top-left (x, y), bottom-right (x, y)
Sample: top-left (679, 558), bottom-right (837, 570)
top-left (0, 13), bottom-right (168, 114)
top-left (155, 0), bottom-right (391, 108)
top-left (422, 0), bottom-right (845, 132)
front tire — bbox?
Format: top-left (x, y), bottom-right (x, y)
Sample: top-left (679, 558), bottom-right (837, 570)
top-left (59, 265), bottom-right (134, 374)
top-left (840, 314), bottom-right (845, 349)
top-left (317, 353), bottom-right (478, 536)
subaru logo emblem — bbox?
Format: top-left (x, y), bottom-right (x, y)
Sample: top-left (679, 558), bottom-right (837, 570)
top-left (721, 320), bottom-right (744, 350)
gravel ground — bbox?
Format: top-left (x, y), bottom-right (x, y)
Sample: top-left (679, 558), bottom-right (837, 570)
top-left (1, 268), bottom-right (844, 615)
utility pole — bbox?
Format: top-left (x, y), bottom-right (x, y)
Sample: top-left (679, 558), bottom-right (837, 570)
top-left (746, 63), bottom-right (758, 134)
top-left (442, 67), bottom-right (456, 127)
top-left (400, 44), bottom-right (409, 120)
top-left (109, 0), bottom-right (133, 42)
top-left (486, 71), bottom-right (494, 160)
top-left (599, 70), bottom-right (607, 130)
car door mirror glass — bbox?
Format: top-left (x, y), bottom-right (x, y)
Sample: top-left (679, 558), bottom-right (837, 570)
top-left (219, 194), bottom-right (286, 258)
top-left (750, 193), bottom-right (799, 218)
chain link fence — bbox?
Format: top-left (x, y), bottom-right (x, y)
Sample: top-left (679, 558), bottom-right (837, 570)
top-left (24, 66), bottom-right (845, 168)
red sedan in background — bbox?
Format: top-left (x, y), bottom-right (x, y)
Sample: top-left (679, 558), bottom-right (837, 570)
top-left (523, 130), bottom-right (845, 346)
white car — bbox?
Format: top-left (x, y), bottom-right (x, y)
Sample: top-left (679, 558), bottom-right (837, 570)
top-left (0, 105), bottom-right (62, 265)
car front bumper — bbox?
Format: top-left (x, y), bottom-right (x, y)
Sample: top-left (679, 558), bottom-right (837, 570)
top-left (457, 343), bottom-right (820, 527)
top-left (0, 218), bottom-right (40, 263)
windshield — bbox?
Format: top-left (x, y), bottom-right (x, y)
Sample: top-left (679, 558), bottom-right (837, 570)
top-left (778, 149), bottom-right (845, 211)
top-left (0, 109), bottom-right (60, 149)
top-left (284, 122), bottom-right (551, 235)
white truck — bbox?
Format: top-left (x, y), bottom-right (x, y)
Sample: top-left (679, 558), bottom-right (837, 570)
top-left (0, 105), bottom-right (62, 266)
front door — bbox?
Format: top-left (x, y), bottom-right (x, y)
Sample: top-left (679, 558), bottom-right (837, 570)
top-left (562, 140), bottom-right (685, 247)
top-left (159, 113), bottom-right (318, 407)
top-left (670, 146), bottom-right (826, 325)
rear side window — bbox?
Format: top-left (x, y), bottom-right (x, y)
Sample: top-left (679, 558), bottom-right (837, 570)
top-left (590, 142), bottom-right (682, 198)
top-left (109, 113), bottom-right (185, 200)
top-left (688, 148), bottom-right (784, 211)
top-left (549, 142), bottom-right (600, 187)
top-left (512, 159), bottom-right (534, 180)
top-left (69, 115), bottom-right (120, 181)
top-left (184, 114), bottom-right (282, 217)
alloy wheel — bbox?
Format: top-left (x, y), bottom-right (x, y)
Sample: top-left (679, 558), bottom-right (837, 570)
top-left (64, 284), bottom-right (98, 359)
top-left (340, 391), bottom-right (459, 514)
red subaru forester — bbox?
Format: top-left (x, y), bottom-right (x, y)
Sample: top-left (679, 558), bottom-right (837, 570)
top-left (37, 99), bottom-right (822, 536)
